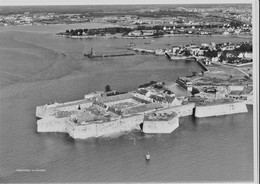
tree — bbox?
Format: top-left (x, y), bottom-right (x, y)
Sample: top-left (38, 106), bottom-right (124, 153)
top-left (183, 50), bottom-right (191, 56)
top-left (235, 43), bottom-right (252, 52)
top-left (191, 87), bottom-right (200, 96)
top-left (204, 49), bottom-right (218, 58)
top-left (105, 85), bottom-right (111, 92)
top-left (229, 21), bottom-right (243, 28)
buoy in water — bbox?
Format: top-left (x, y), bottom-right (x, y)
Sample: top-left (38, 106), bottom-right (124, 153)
top-left (145, 152), bottom-right (150, 160)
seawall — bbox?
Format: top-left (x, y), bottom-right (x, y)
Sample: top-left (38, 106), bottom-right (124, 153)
top-left (194, 102), bottom-right (248, 118)
top-left (37, 117), bottom-right (67, 132)
top-left (65, 114), bottom-right (144, 139)
top-left (36, 100), bottom-right (92, 118)
top-left (196, 60), bottom-right (209, 71)
top-left (161, 103), bottom-right (195, 117)
top-left (142, 116), bottom-right (179, 133)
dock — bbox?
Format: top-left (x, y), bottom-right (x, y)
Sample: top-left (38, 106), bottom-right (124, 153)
top-left (84, 53), bottom-right (135, 58)
top-left (84, 48), bottom-right (135, 58)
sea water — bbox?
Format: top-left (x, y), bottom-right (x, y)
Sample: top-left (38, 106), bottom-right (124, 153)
top-left (0, 23), bottom-right (253, 183)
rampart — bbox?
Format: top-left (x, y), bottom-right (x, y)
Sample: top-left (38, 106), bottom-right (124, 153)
top-left (195, 102), bottom-right (248, 118)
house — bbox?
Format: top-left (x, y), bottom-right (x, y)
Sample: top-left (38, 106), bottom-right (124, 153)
top-left (164, 96), bottom-right (182, 107)
top-left (172, 46), bottom-right (180, 55)
top-left (155, 49), bottom-right (166, 55)
top-left (128, 31), bottom-right (142, 36)
top-left (222, 45), bottom-right (236, 51)
top-left (201, 43), bottom-right (209, 47)
top-left (142, 30), bottom-right (156, 36)
top-left (149, 94), bottom-right (181, 107)
top-left (244, 52), bottom-right (253, 59)
top-left (189, 46), bottom-right (201, 56)
top-left (223, 31), bottom-right (230, 35)
top-left (211, 57), bottom-right (219, 62)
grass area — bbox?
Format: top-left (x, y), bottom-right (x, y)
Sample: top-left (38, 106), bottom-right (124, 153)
top-left (197, 98), bottom-right (235, 106)
top-left (111, 102), bottom-right (139, 110)
top-left (187, 63), bottom-right (252, 86)
top-left (238, 65), bottom-right (253, 76)
top-left (189, 96), bottom-right (235, 106)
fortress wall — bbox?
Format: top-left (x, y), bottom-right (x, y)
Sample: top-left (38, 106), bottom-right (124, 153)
top-left (64, 120), bottom-right (77, 138)
top-left (73, 124), bottom-right (97, 139)
top-left (36, 106), bottom-right (46, 118)
top-left (195, 102), bottom-right (248, 118)
top-left (37, 117), bottom-right (67, 132)
top-left (132, 93), bottom-right (153, 102)
top-left (36, 106), bottom-right (43, 118)
top-left (36, 106), bottom-right (56, 118)
top-left (57, 102), bottom-right (92, 111)
top-left (96, 115), bottom-right (143, 137)
top-left (158, 103), bottom-right (195, 117)
top-left (62, 115), bottom-right (143, 139)
top-left (36, 102), bottom-right (92, 119)
top-left (65, 120), bottom-right (97, 139)
top-left (143, 118), bottom-right (179, 133)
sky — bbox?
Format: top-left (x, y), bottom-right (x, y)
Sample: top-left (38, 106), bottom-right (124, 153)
top-left (0, 0), bottom-right (254, 6)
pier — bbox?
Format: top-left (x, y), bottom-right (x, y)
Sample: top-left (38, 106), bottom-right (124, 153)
top-left (85, 53), bottom-right (135, 58)
top-left (84, 48), bottom-right (135, 58)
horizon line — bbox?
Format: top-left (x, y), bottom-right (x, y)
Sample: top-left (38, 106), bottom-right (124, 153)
top-left (0, 1), bottom-right (253, 6)
top-left (0, 3), bottom-right (252, 7)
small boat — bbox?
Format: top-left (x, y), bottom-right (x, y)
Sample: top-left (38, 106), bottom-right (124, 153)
top-left (126, 41), bottom-right (136, 47)
top-left (145, 152), bottom-right (150, 160)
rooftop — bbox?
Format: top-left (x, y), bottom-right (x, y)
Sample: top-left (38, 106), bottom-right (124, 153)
top-left (70, 106), bottom-right (119, 125)
top-left (96, 93), bottom-right (133, 103)
top-left (122, 102), bottom-right (163, 115)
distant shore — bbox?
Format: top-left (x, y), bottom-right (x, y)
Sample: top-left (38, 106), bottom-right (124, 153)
top-left (56, 32), bottom-right (252, 40)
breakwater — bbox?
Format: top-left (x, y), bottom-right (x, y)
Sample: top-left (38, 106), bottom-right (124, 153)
top-left (196, 60), bottom-right (209, 71)
top-left (84, 53), bottom-right (135, 58)
top-left (129, 47), bottom-right (155, 54)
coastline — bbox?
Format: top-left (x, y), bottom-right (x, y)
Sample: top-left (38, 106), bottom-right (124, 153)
top-left (55, 32), bottom-right (252, 39)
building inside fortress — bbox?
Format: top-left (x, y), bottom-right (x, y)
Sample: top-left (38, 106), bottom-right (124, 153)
top-left (68, 92), bottom-right (165, 126)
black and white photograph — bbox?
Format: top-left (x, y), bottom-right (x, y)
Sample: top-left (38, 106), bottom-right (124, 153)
top-left (0, 0), bottom-right (259, 183)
